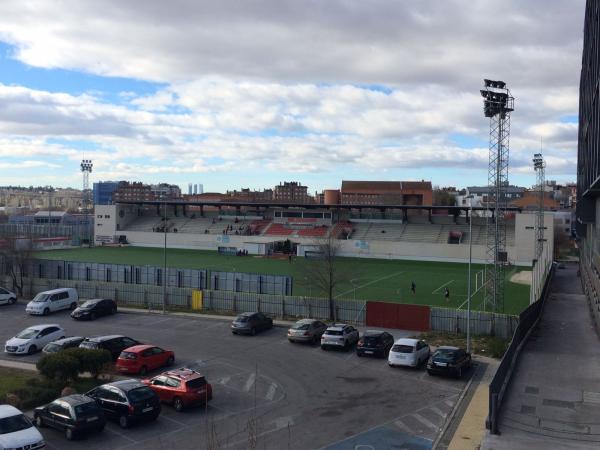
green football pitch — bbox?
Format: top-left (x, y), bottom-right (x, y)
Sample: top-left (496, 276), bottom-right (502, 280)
top-left (37, 247), bottom-right (530, 315)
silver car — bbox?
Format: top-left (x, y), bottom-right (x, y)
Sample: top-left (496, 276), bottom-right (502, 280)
top-left (388, 338), bottom-right (430, 368)
top-left (321, 324), bottom-right (359, 350)
top-left (287, 319), bottom-right (328, 344)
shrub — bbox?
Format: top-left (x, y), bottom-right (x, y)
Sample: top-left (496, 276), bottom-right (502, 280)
top-left (488, 337), bottom-right (509, 359)
top-left (12, 382), bottom-right (59, 410)
top-left (37, 353), bottom-right (80, 382)
top-left (61, 386), bottom-right (77, 396)
top-left (63, 348), bottom-right (112, 378)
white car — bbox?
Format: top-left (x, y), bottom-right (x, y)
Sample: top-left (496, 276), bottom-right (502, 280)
top-left (0, 404), bottom-right (45, 449)
top-left (25, 288), bottom-right (78, 316)
top-left (388, 338), bottom-right (430, 368)
top-left (321, 324), bottom-right (359, 350)
top-left (0, 287), bottom-right (17, 305)
top-left (5, 324), bottom-right (65, 355)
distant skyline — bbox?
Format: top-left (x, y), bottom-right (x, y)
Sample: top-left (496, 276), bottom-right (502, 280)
top-left (0, 1), bottom-right (583, 193)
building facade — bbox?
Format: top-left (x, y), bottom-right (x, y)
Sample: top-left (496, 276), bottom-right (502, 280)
top-left (339, 180), bottom-right (432, 206)
top-left (93, 181), bottom-right (121, 205)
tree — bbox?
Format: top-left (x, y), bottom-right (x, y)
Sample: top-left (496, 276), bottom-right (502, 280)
top-left (302, 233), bottom-right (346, 321)
top-left (0, 231), bottom-right (33, 297)
top-left (433, 187), bottom-right (457, 206)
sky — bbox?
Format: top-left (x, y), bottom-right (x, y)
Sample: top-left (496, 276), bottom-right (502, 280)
top-left (0, 0), bottom-right (584, 193)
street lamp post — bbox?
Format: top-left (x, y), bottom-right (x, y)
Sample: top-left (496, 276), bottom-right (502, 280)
top-left (466, 196), bottom-right (473, 354)
top-left (162, 199), bottom-right (167, 315)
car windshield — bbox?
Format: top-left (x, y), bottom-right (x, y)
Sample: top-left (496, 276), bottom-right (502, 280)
top-left (186, 377), bottom-right (207, 388)
top-left (74, 402), bottom-right (101, 417)
top-left (0, 413), bottom-right (33, 435)
top-left (363, 336), bottom-right (381, 345)
top-left (80, 301), bottom-right (98, 309)
top-left (433, 349), bottom-right (457, 361)
top-left (292, 323), bottom-right (310, 330)
top-left (325, 330), bottom-right (342, 336)
top-left (235, 316), bottom-right (249, 322)
top-left (127, 387), bottom-right (155, 403)
top-left (15, 329), bottom-right (38, 339)
top-left (392, 344), bottom-right (414, 353)
top-left (32, 293), bottom-right (49, 303)
top-left (44, 343), bottom-right (61, 352)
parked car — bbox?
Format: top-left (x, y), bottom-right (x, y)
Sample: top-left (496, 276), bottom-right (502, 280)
top-left (0, 404), bottom-right (45, 450)
top-left (25, 288), bottom-right (78, 316)
top-left (79, 335), bottom-right (141, 361)
top-left (388, 338), bottom-right (430, 368)
top-left (86, 380), bottom-right (161, 428)
top-left (427, 346), bottom-right (472, 378)
top-left (71, 298), bottom-right (117, 320)
top-left (0, 287), bottom-right (17, 305)
top-left (42, 336), bottom-right (86, 355)
top-left (143, 367), bottom-right (213, 412)
top-left (33, 394), bottom-right (106, 440)
top-left (116, 345), bottom-right (175, 375)
top-left (321, 324), bottom-right (359, 350)
top-left (231, 312), bottom-right (273, 335)
top-left (5, 324), bottom-right (65, 355)
top-left (287, 319), bottom-right (328, 344)
top-left (356, 330), bottom-right (394, 357)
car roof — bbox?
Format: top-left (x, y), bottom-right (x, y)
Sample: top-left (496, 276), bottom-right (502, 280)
top-left (239, 312), bottom-right (257, 316)
top-left (85, 335), bottom-right (125, 342)
top-left (38, 288), bottom-right (76, 294)
top-left (363, 330), bottom-right (386, 337)
top-left (395, 338), bottom-right (420, 345)
top-left (26, 324), bottom-right (61, 331)
top-left (53, 336), bottom-right (85, 344)
top-left (162, 367), bottom-right (204, 380)
top-left (123, 344), bottom-right (154, 353)
top-left (437, 346), bottom-right (460, 351)
top-left (296, 319), bottom-right (317, 324)
top-left (83, 298), bottom-right (112, 303)
top-left (58, 394), bottom-right (95, 406)
top-left (106, 379), bottom-right (146, 391)
top-left (326, 323), bottom-right (349, 330)
top-left (0, 404), bottom-right (22, 419)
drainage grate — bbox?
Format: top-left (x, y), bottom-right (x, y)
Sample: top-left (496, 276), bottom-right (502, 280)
top-left (521, 405), bottom-right (537, 415)
top-left (524, 386), bottom-right (539, 395)
top-left (542, 399), bottom-right (575, 409)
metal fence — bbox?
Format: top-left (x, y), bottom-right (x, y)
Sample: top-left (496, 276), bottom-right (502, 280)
top-left (487, 265), bottom-right (555, 434)
top-left (430, 307), bottom-right (518, 339)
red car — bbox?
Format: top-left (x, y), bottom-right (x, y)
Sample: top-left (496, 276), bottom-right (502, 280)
top-left (143, 367), bottom-right (213, 412)
top-left (116, 345), bottom-right (174, 375)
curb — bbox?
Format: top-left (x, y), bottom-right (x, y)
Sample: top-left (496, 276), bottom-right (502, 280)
top-left (0, 359), bottom-right (37, 371)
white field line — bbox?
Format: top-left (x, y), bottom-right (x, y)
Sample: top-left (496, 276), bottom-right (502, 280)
top-left (243, 372), bottom-right (256, 392)
top-left (335, 271), bottom-right (404, 298)
top-left (431, 279), bottom-right (454, 294)
top-left (265, 382), bottom-right (277, 401)
top-left (457, 284), bottom-right (484, 310)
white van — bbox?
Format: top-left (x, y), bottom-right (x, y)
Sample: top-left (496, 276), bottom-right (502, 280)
top-left (25, 288), bottom-right (79, 316)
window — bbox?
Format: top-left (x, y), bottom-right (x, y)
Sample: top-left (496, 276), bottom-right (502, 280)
top-left (121, 337), bottom-right (137, 347)
top-left (166, 377), bottom-right (180, 388)
top-left (151, 347), bottom-right (164, 355)
top-left (152, 376), bottom-right (167, 386)
top-left (49, 403), bottom-right (69, 417)
top-left (104, 215), bottom-right (110, 218)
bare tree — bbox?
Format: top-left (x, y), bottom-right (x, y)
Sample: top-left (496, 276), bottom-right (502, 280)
top-left (0, 231), bottom-right (33, 297)
top-left (302, 233), bottom-right (346, 321)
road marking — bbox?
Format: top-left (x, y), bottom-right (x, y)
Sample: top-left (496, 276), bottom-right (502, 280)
top-left (432, 279), bottom-right (454, 294)
top-left (429, 406), bottom-right (447, 418)
top-left (219, 376), bottom-right (231, 385)
top-left (393, 418), bottom-right (412, 433)
top-left (411, 413), bottom-right (439, 430)
top-left (244, 372), bottom-right (256, 392)
top-left (104, 424), bottom-right (138, 443)
top-left (445, 399), bottom-right (455, 408)
top-left (335, 271), bottom-right (404, 298)
top-left (159, 414), bottom-right (187, 427)
top-left (266, 382), bottom-right (277, 400)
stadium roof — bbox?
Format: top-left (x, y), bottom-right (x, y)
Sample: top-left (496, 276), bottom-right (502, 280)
top-left (341, 180), bottom-right (432, 193)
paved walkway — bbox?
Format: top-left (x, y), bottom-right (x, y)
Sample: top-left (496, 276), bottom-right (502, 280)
top-left (481, 263), bottom-right (600, 449)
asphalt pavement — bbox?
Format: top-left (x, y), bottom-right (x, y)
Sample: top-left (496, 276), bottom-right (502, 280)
top-left (0, 301), bottom-right (469, 450)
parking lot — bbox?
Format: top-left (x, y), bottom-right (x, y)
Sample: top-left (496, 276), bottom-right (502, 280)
top-left (0, 302), bottom-right (469, 450)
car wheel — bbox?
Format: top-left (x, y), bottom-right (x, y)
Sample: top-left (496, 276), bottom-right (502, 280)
top-left (321, 345), bottom-right (327, 351)
top-left (119, 415), bottom-right (129, 429)
top-left (65, 427), bottom-right (74, 440)
top-left (343, 340), bottom-right (349, 350)
top-left (111, 307), bottom-right (117, 315)
top-left (312, 335), bottom-right (319, 345)
top-left (70, 302), bottom-right (77, 310)
top-left (173, 397), bottom-right (184, 412)
top-left (140, 365), bottom-right (148, 376)
top-left (427, 370), bottom-right (434, 376)
top-left (90, 312), bottom-right (96, 321)
top-left (9, 297), bottom-right (16, 305)
top-left (250, 327), bottom-right (256, 336)
top-left (35, 415), bottom-right (44, 428)
top-left (457, 367), bottom-right (463, 379)
top-left (167, 356), bottom-right (174, 366)
top-left (28, 345), bottom-right (37, 355)
top-left (43, 308), bottom-right (50, 316)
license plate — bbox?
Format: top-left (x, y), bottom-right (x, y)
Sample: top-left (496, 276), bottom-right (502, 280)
top-left (142, 407), bottom-right (154, 412)
top-left (87, 416), bottom-right (98, 422)
top-left (365, 351), bottom-right (373, 354)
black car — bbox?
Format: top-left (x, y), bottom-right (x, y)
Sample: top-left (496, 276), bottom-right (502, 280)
top-left (86, 380), bottom-right (161, 428)
top-left (42, 336), bottom-right (86, 354)
top-left (33, 394), bottom-right (106, 440)
top-left (427, 346), bottom-right (472, 378)
top-left (79, 335), bottom-right (140, 360)
top-left (71, 298), bottom-right (117, 320)
top-left (231, 312), bottom-right (273, 335)
top-left (356, 330), bottom-right (395, 357)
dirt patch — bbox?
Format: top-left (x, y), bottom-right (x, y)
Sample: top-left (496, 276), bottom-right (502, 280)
top-left (510, 270), bottom-right (532, 285)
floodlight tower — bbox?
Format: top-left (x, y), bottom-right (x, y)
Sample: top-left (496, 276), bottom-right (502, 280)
top-left (533, 153), bottom-right (546, 258)
top-left (80, 159), bottom-right (93, 245)
top-left (480, 79), bottom-right (514, 315)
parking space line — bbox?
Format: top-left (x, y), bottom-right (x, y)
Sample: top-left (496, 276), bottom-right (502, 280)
top-left (444, 399), bottom-right (455, 408)
top-left (393, 418), bottom-right (412, 434)
top-left (243, 372), bottom-right (256, 392)
top-left (429, 405), bottom-right (447, 418)
top-left (159, 414), bottom-right (187, 427)
top-left (410, 413), bottom-right (439, 430)
top-left (219, 375), bottom-right (231, 385)
top-left (104, 425), bottom-right (139, 443)
top-left (265, 382), bottom-right (277, 401)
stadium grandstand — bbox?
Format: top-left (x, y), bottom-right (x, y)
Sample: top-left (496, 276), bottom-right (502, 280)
top-left (93, 198), bottom-right (550, 266)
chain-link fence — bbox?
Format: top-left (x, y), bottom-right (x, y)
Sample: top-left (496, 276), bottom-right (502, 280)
top-left (430, 307), bottom-right (518, 339)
